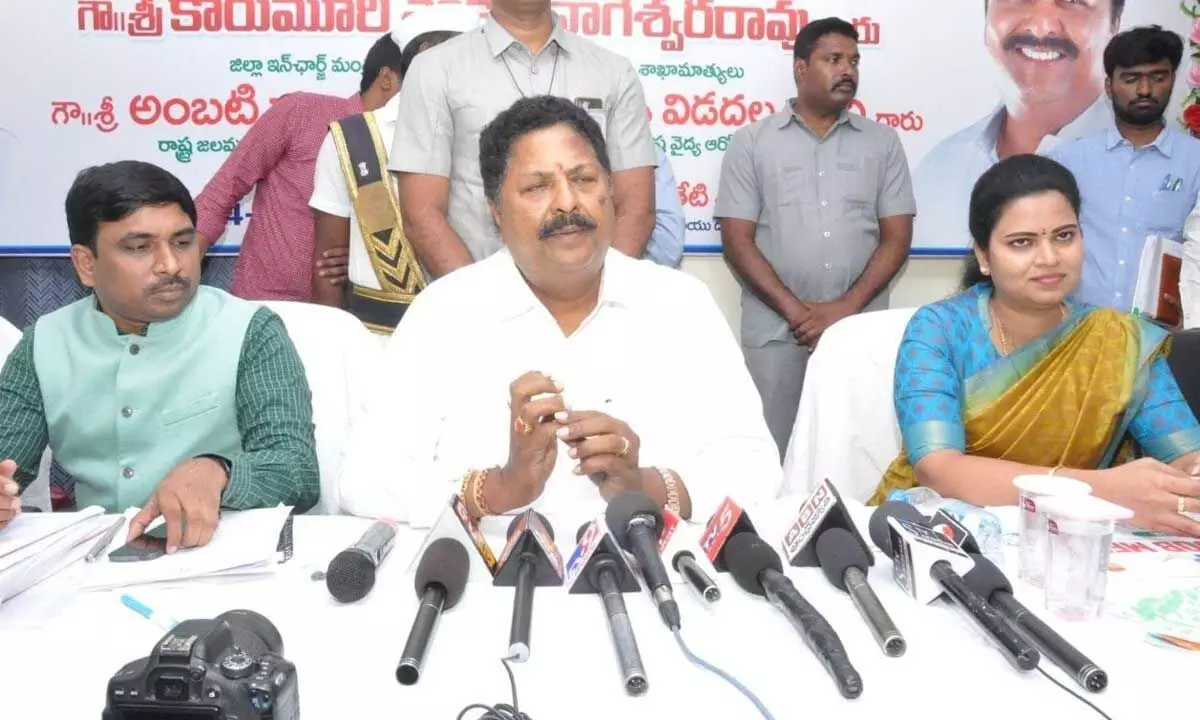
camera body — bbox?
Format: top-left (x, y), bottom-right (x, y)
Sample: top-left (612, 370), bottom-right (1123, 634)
top-left (102, 610), bottom-right (298, 720)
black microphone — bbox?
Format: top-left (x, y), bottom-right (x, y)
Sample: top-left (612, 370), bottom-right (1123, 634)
top-left (573, 523), bottom-right (648, 696)
top-left (672, 550), bottom-right (720, 603)
top-left (725, 532), bottom-right (863, 699)
top-left (325, 519), bottom-right (398, 603)
top-left (606, 491), bottom-right (680, 630)
top-left (815, 527), bottom-right (906, 657)
top-left (396, 537), bottom-right (469, 685)
top-left (493, 511), bottom-right (563, 662)
top-left (963, 553), bottom-right (1108, 693)
top-left (868, 503), bottom-right (1040, 672)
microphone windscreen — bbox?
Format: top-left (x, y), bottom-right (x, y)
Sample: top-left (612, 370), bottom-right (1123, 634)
top-left (723, 533), bottom-right (782, 597)
top-left (605, 491), bottom-right (663, 549)
top-left (326, 549), bottom-right (376, 603)
top-left (671, 549), bottom-right (694, 572)
top-left (507, 511), bottom-right (556, 541)
top-left (961, 553), bottom-right (1012, 599)
top-left (868, 501), bottom-right (925, 557)
top-left (414, 538), bottom-right (470, 610)
top-left (575, 523), bottom-right (590, 544)
top-left (814, 528), bottom-right (868, 592)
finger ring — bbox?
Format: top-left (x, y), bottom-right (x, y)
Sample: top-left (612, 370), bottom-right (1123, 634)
top-left (1179, 495), bottom-right (1188, 515)
top-left (514, 417), bottom-right (533, 435)
top-left (618, 436), bottom-right (631, 458)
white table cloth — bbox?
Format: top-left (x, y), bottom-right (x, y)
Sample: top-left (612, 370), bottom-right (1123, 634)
top-left (0, 503), bottom-right (1190, 719)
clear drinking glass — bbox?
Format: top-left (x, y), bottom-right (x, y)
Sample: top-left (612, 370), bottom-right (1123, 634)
top-left (1040, 495), bottom-right (1134, 621)
top-left (1012, 475), bottom-right (1091, 587)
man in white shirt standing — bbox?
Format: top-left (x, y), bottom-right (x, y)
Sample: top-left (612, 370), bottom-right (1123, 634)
top-left (338, 96), bottom-right (781, 529)
top-left (309, 14), bottom-right (475, 335)
top-left (913, 0), bottom-right (1123, 248)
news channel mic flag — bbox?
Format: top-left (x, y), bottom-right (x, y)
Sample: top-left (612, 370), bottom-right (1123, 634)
top-left (0, 0), bottom-right (1189, 258)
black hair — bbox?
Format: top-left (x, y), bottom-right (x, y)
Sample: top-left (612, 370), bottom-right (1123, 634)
top-left (360, 33), bottom-right (404, 93)
top-left (400, 30), bottom-right (460, 77)
top-left (985, 0), bottom-right (1124, 23)
top-left (792, 17), bottom-right (858, 61)
top-left (962, 155), bottom-right (1080, 289)
top-left (65, 160), bottom-right (196, 252)
top-left (1103, 25), bottom-right (1184, 77)
top-left (478, 95), bottom-right (611, 207)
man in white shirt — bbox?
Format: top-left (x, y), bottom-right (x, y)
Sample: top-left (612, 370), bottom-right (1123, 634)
top-left (913, 0), bottom-right (1123, 248)
top-left (309, 18), bottom-right (471, 335)
top-left (338, 95), bottom-right (781, 529)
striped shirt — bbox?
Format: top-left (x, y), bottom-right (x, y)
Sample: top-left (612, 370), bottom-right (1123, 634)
top-left (195, 91), bottom-right (363, 301)
top-left (0, 307), bottom-right (319, 512)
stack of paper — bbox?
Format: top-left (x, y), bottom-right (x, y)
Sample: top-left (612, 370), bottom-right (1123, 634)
top-left (1124, 587), bottom-right (1200, 652)
top-left (0, 507), bottom-right (111, 605)
top-left (79, 505), bottom-right (294, 591)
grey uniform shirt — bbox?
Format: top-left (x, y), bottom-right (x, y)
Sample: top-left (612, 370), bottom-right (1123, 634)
top-left (389, 13), bottom-right (657, 261)
top-left (714, 108), bottom-right (915, 348)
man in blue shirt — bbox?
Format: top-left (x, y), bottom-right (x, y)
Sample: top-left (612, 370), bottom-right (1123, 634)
top-left (1050, 26), bottom-right (1200, 311)
top-left (646, 148), bottom-right (686, 268)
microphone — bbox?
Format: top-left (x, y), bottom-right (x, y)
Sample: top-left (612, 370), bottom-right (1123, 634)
top-left (724, 532), bottom-right (864, 699)
top-left (570, 522), bottom-right (648, 696)
top-left (325, 519), bottom-right (398, 603)
top-left (962, 553), bottom-right (1108, 693)
top-left (868, 503), bottom-right (1040, 672)
top-left (493, 510), bottom-right (564, 662)
top-left (698, 496), bottom-right (758, 571)
top-left (606, 491), bottom-right (681, 630)
top-left (672, 550), bottom-right (720, 603)
top-left (815, 527), bottom-right (905, 657)
top-left (781, 478), bottom-right (875, 569)
top-left (396, 538), bottom-right (470, 686)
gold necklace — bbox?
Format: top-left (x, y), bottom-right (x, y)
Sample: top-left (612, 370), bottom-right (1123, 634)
top-left (992, 302), bottom-right (1067, 356)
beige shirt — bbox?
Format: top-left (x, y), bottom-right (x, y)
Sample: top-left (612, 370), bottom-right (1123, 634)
top-left (388, 13), bottom-right (657, 261)
top-left (714, 109), bottom-right (915, 347)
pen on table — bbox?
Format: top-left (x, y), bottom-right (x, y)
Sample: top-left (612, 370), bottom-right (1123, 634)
top-left (120, 593), bottom-right (181, 632)
top-left (84, 516), bottom-right (126, 563)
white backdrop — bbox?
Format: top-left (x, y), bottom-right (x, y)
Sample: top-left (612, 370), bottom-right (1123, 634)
top-left (0, 0), bottom-right (1188, 257)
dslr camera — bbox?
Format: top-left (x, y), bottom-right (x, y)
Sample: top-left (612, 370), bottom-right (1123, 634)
top-left (102, 609), bottom-right (298, 720)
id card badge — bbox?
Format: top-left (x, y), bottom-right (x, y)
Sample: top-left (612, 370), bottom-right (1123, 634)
top-left (574, 97), bottom-right (607, 141)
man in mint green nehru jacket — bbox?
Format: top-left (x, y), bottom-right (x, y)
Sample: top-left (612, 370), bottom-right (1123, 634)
top-left (0, 160), bottom-right (319, 552)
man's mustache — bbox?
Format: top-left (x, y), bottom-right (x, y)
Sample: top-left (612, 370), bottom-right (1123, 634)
top-left (833, 77), bottom-right (856, 92)
top-left (538, 211), bottom-right (598, 239)
top-left (146, 276), bottom-right (188, 294)
top-left (1003, 33), bottom-right (1079, 59)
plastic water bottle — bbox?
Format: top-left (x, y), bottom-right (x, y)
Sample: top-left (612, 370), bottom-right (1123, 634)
top-left (886, 488), bottom-right (1004, 565)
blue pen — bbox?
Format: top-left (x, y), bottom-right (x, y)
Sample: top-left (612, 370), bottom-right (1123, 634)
top-left (1161, 174), bottom-right (1170, 191)
top-left (120, 593), bottom-right (181, 632)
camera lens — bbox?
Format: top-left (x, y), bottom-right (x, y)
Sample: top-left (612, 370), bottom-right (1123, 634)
top-left (154, 674), bottom-right (189, 701)
top-left (214, 609), bottom-right (284, 658)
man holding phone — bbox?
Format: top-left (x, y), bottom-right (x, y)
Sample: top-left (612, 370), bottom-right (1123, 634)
top-left (0, 161), bottom-right (319, 551)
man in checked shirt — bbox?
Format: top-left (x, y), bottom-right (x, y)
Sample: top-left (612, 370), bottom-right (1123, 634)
top-left (194, 33), bottom-right (408, 301)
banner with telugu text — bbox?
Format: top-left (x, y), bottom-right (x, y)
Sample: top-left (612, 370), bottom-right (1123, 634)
top-left (0, 0), bottom-right (1187, 257)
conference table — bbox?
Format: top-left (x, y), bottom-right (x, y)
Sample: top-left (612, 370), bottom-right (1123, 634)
top-left (0, 498), bottom-right (1190, 719)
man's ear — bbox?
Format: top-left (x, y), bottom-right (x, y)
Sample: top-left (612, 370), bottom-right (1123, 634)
top-left (70, 244), bottom-right (97, 289)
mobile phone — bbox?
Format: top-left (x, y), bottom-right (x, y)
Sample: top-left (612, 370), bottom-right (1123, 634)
top-left (107, 523), bottom-right (169, 562)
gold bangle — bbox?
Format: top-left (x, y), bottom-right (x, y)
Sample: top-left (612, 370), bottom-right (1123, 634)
top-left (656, 467), bottom-right (681, 515)
top-left (472, 468), bottom-right (494, 518)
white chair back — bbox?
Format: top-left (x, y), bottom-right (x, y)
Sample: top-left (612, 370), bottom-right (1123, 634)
top-left (0, 317), bottom-right (52, 512)
top-left (782, 307), bottom-right (917, 502)
top-left (260, 302), bottom-right (380, 515)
